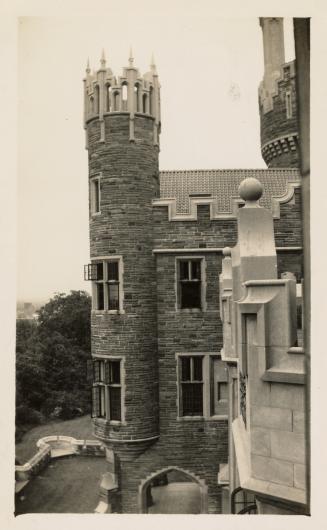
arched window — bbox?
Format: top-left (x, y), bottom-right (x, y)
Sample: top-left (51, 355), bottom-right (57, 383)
top-left (106, 85), bottom-right (112, 112)
top-left (122, 83), bottom-right (128, 111)
top-left (142, 93), bottom-right (147, 114)
top-left (113, 91), bottom-right (119, 111)
top-left (90, 96), bottom-right (94, 114)
top-left (149, 86), bottom-right (154, 115)
top-left (286, 91), bottom-right (292, 119)
top-left (134, 84), bottom-right (139, 112)
top-left (95, 85), bottom-right (100, 114)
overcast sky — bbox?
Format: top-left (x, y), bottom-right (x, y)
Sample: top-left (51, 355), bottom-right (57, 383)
top-left (17, 15), bottom-right (295, 303)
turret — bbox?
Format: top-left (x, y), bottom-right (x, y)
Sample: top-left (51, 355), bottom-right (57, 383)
top-left (83, 50), bottom-right (161, 146)
top-left (84, 52), bottom-right (161, 460)
top-left (258, 18), bottom-right (300, 168)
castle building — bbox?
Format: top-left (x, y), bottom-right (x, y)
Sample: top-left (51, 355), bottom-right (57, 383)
top-left (83, 18), bottom-right (304, 514)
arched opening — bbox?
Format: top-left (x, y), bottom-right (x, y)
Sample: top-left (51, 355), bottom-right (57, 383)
top-left (106, 84), bottom-right (112, 112)
top-left (113, 91), bottom-right (119, 111)
top-left (95, 85), bottom-right (100, 114)
top-left (134, 83), bottom-right (140, 112)
top-left (90, 96), bottom-right (94, 114)
top-left (142, 93), bottom-right (147, 114)
top-left (139, 466), bottom-right (208, 514)
top-left (122, 83), bottom-right (128, 111)
top-left (149, 86), bottom-right (154, 115)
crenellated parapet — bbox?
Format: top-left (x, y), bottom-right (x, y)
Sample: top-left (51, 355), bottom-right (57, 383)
top-left (83, 50), bottom-right (161, 145)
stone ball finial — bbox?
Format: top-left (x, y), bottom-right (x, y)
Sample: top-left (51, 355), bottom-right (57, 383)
top-left (222, 247), bottom-right (232, 257)
top-left (238, 177), bottom-right (263, 203)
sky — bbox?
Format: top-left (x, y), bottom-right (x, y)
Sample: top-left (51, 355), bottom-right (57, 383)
top-left (17, 14), bottom-right (295, 303)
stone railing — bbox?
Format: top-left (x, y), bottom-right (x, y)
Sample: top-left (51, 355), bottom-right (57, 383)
top-left (15, 436), bottom-right (105, 487)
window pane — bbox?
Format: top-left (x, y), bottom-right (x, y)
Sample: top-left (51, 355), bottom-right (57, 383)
top-left (109, 387), bottom-right (121, 420)
top-left (92, 386), bottom-right (100, 417)
top-left (182, 383), bottom-right (203, 416)
top-left (181, 357), bottom-right (191, 381)
top-left (108, 261), bottom-right (119, 281)
top-left (93, 361), bottom-right (100, 382)
top-left (181, 282), bottom-right (201, 308)
top-left (96, 263), bottom-right (103, 280)
top-left (99, 386), bottom-right (106, 418)
top-left (193, 357), bottom-right (203, 381)
top-left (97, 283), bottom-right (104, 310)
top-left (179, 261), bottom-right (189, 280)
top-left (108, 284), bottom-right (119, 310)
top-left (110, 361), bottom-right (121, 384)
top-left (191, 261), bottom-right (201, 280)
top-left (99, 361), bottom-right (105, 382)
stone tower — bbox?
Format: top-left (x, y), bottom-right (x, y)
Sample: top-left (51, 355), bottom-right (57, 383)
top-left (259, 18), bottom-right (300, 168)
top-left (84, 51), bottom-right (161, 461)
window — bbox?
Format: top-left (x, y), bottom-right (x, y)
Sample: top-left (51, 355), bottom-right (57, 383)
top-left (92, 359), bottom-right (122, 421)
top-left (90, 176), bottom-right (101, 214)
top-left (92, 259), bottom-right (122, 311)
top-left (177, 354), bottom-right (228, 418)
top-left (211, 356), bottom-right (229, 416)
top-left (180, 356), bottom-right (204, 416)
top-left (177, 259), bottom-right (204, 310)
top-left (286, 91), bottom-right (292, 119)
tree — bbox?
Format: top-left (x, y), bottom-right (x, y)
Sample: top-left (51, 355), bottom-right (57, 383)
top-left (37, 291), bottom-right (91, 350)
top-left (16, 290), bottom-right (92, 428)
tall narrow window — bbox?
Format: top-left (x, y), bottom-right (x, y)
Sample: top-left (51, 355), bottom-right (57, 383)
top-left (142, 93), bottom-right (147, 113)
top-left (90, 177), bottom-right (101, 214)
top-left (92, 359), bottom-right (122, 421)
top-left (180, 356), bottom-right (203, 416)
top-left (149, 86), bottom-right (154, 115)
top-left (107, 261), bottom-right (119, 310)
top-left (95, 85), bottom-right (100, 114)
top-left (106, 85), bottom-right (112, 112)
top-left (134, 84), bottom-right (139, 112)
top-left (113, 91), bottom-right (119, 111)
top-left (178, 259), bottom-right (202, 309)
top-left (122, 83), bottom-right (128, 111)
top-left (90, 96), bottom-right (94, 114)
top-left (210, 356), bottom-right (228, 416)
top-left (286, 91), bottom-right (292, 119)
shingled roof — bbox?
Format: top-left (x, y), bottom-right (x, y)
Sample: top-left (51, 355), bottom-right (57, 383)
top-left (157, 168), bottom-right (301, 219)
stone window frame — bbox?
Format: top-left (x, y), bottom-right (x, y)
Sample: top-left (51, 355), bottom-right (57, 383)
top-left (176, 352), bottom-right (228, 421)
top-left (91, 255), bottom-right (124, 314)
top-left (175, 256), bottom-right (207, 312)
top-left (90, 173), bottom-right (101, 216)
top-left (91, 356), bottom-right (125, 425)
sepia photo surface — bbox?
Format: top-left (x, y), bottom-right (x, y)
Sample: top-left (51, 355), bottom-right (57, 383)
top-left (5, 3), bottom-right (316, 525)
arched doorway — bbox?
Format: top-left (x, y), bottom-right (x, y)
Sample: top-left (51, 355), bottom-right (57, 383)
top-left (139, 466), bottom-right (208, 514)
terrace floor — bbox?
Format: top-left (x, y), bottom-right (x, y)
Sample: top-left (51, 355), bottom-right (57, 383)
top-left (15, 455), bottom-right (107, 514)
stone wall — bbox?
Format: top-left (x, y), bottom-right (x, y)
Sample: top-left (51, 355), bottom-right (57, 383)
top-left (87, 113), bottom-right (159, 443)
